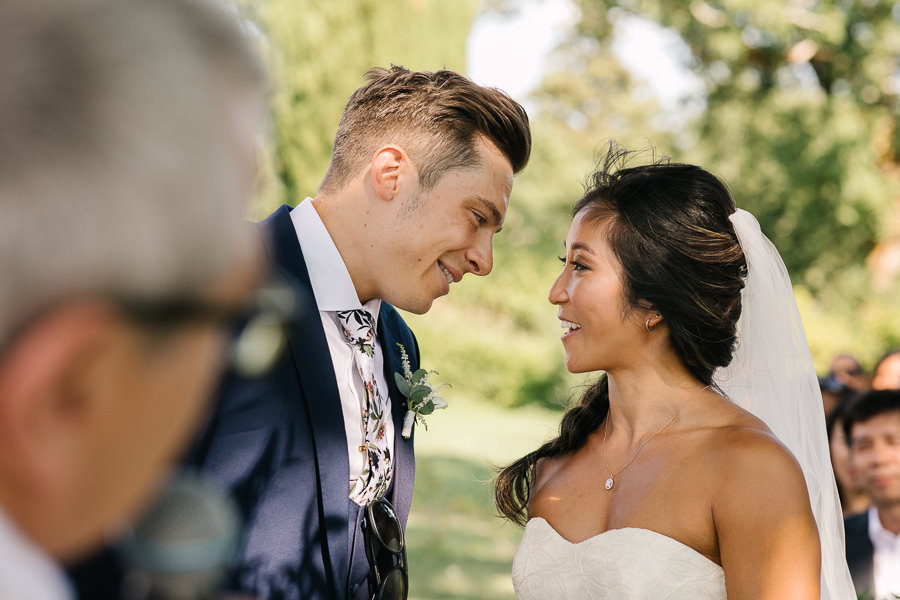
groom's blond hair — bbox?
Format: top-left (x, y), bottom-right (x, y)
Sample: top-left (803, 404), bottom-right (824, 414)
top-left (319, 65), bottom-right (531, 195)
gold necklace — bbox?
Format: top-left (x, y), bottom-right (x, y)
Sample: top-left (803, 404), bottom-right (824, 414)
top-left (600, 386), bottom-right (707, 491)
top-left (601, 412), bottom-right (677, 491)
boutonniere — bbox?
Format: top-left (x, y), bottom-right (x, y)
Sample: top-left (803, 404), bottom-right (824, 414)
top-left (394, 343), bottom-right (448, 439)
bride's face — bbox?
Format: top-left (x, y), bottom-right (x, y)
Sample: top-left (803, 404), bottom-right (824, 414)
top-left (549, 210), bottom-right (646, 373)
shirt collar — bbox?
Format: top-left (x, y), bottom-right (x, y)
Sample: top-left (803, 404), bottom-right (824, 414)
top-left (0, 507), bottom-right (73, 600)
top-left (290, 198), bottom-right (381, 322)
top-left (869, 505), bottom-right (900, 549)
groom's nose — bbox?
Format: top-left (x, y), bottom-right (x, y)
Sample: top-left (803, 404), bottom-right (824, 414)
top-left (466, 233), bottom-right (494, 276)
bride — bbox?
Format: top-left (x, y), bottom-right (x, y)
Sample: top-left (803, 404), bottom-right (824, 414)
top-left (495, 148), bottom-right (855, 599)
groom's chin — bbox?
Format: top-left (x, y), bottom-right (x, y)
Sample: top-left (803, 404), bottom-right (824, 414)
top-left (394, 295), bottom-right (434, 315)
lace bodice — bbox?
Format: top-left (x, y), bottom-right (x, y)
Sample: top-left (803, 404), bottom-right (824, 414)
top-left (512, 517), bottom-right (727, 599)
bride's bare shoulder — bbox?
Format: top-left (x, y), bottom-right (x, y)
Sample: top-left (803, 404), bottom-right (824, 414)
top-left (532, 454), bottom-right (565, 493)
top-left (689, 396), bottom-right (803, 484)
top-left (699, 401), bottom-right (808, 502)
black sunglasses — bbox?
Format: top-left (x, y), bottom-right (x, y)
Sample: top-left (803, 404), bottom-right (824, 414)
top-left (365, 498), bottom-right (408, 600)
top-left (118, 278), bottom-right (302, 378)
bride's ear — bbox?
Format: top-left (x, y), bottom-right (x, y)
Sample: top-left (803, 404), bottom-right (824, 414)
top-left (636, 301), bottom-right (664, 332)
top-left (644, 312), bottom-right (664, 332)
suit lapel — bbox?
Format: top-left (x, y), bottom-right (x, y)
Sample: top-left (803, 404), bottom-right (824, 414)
top-left (259, 206), bottom-right (350, 599)
top-left (845, 512), bottom-right (874, 595)
top-left (379, 311), bottom-right (416, 526)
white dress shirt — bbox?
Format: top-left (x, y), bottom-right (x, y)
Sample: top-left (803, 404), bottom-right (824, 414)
top-left (290, 199), bottom-right (394, 489)
top-left (869, 506), bottom-right (900, 600)
top-left (0, 507), bottom-right (72, 600)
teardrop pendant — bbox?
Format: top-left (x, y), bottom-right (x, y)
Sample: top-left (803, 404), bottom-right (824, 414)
top-left (605, 476), bottom-right (614, 490)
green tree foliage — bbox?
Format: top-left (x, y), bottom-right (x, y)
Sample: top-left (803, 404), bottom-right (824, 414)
top-left (567, 0), bottom-right (899, 300)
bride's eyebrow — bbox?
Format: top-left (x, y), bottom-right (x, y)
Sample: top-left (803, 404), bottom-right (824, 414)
top-left (570, 242), bottom-right (595, 254)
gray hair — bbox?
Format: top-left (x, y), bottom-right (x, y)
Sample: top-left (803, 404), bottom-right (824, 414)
top-left (0, 0), bottom-right (264, 342)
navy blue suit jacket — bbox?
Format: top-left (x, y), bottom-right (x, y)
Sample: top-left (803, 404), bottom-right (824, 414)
top-left (186, 205), bottom-right (419, 600)
top-left (844, 511), bottom-right (874, 599)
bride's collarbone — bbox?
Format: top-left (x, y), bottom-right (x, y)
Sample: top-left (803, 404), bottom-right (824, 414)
top-left (529, 488), bottom-right (720, 566)
top-left (528, 449), bottom-right (720, 561)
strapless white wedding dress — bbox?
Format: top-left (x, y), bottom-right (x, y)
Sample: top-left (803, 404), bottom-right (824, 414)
top-left (512, 517), bottom-right (726, 599)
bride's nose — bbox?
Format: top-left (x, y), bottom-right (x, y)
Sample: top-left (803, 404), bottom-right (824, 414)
top-left (548, 272), bottom-right (568, 305)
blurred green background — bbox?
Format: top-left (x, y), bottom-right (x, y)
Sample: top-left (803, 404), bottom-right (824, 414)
top-left (235, 0), bottom-right (900, 596)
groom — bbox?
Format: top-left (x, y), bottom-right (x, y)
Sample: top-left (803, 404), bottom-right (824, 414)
top-left (186, 65), bottom-right (531, 600)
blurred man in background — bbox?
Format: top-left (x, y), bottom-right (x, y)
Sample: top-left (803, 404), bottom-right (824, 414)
top-left (0, 0), bottom-right (264, 597)
top-left (843, 389), bottom-right (900, 600)
top-left (829, 353), bottom-right (870, 394)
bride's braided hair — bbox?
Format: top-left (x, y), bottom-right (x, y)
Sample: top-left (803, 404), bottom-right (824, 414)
top-left (495, 147), bottom-right (747, 525)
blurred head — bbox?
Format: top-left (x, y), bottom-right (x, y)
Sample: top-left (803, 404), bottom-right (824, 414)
top-left (819, 375), bottom-right (853, 416)
top-left (826, 397), bottom-right (864, 510)
top-left (0, 0), bottom-right (264, 560)
top-left (829, 353), bottom-right (869, 392)
top-left (844, 389), bottom-right (900, 509)
top-left (319, 66), bottom-right (532, 314)
top-left (872, 349), bottom-right (900, 391)
top-left (549, 148), bottom-right (746, 381)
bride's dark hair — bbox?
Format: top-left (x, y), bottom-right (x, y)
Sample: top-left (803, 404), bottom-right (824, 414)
top-left (495, 146), bottom-right (748, 525)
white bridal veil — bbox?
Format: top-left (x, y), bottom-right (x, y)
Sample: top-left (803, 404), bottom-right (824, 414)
top-left (714, 209), bottom-right (856, 599)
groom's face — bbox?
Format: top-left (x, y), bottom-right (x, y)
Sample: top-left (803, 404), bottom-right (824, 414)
top-left (378, 136), bottom-right (513, 314)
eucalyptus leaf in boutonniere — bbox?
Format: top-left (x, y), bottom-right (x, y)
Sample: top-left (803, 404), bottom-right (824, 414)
top-left (394, 343), bottom-right (448, 439)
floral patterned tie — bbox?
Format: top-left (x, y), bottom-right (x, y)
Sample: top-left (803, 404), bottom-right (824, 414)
top-left (337, 309), bottom-right (392, 506)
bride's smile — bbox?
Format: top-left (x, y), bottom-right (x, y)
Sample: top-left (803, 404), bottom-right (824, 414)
top-left (549, 211), bottom-right (652, 375)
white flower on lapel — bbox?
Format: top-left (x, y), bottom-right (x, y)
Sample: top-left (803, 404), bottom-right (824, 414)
top-left (394, 343), bottom-right (448, 439)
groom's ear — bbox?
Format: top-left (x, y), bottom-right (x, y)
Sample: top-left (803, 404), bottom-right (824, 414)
top-left (370, 145), bottom-right (416, 202)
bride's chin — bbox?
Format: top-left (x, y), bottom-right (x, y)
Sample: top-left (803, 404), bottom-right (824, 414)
top-left (563, 358), bottom-right (589, 374)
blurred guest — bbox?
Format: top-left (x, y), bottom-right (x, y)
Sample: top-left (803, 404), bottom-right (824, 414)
top-left (819, 374), bottom-right (853, 416)
top-left (872, 349), bottom-right (900, 391)
top-left (827, 398), bottom-right (869, 516)
top-left (843, 389), bottom-right (900, 600)
top-left (830, 353), bottom-right (870, 393)
top-left (0, 0), bottom-right (263, 598)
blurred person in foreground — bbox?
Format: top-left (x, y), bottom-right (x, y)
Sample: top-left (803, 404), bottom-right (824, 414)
top-left (843, 389), bottom-right (900, 599)
top-left (872, 349), bottom-right (900, 391)
top-left (184, 66), bottom-right (532, 600)
top-left (496, 146), bottom-right (854, 599)
top-left (0, 0), bottom-right (264, 598)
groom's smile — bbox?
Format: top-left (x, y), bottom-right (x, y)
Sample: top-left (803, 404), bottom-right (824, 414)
top-left (375, 135), bottom-right (513, 315)
top-left (437, 260), bottom-right (459, 293)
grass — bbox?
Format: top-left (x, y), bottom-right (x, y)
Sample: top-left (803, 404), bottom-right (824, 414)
top-left (405, 395), bottom-right (561, 600)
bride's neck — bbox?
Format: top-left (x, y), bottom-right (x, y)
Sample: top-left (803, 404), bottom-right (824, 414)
top-left (606, 365), bottom-right (704, 437)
